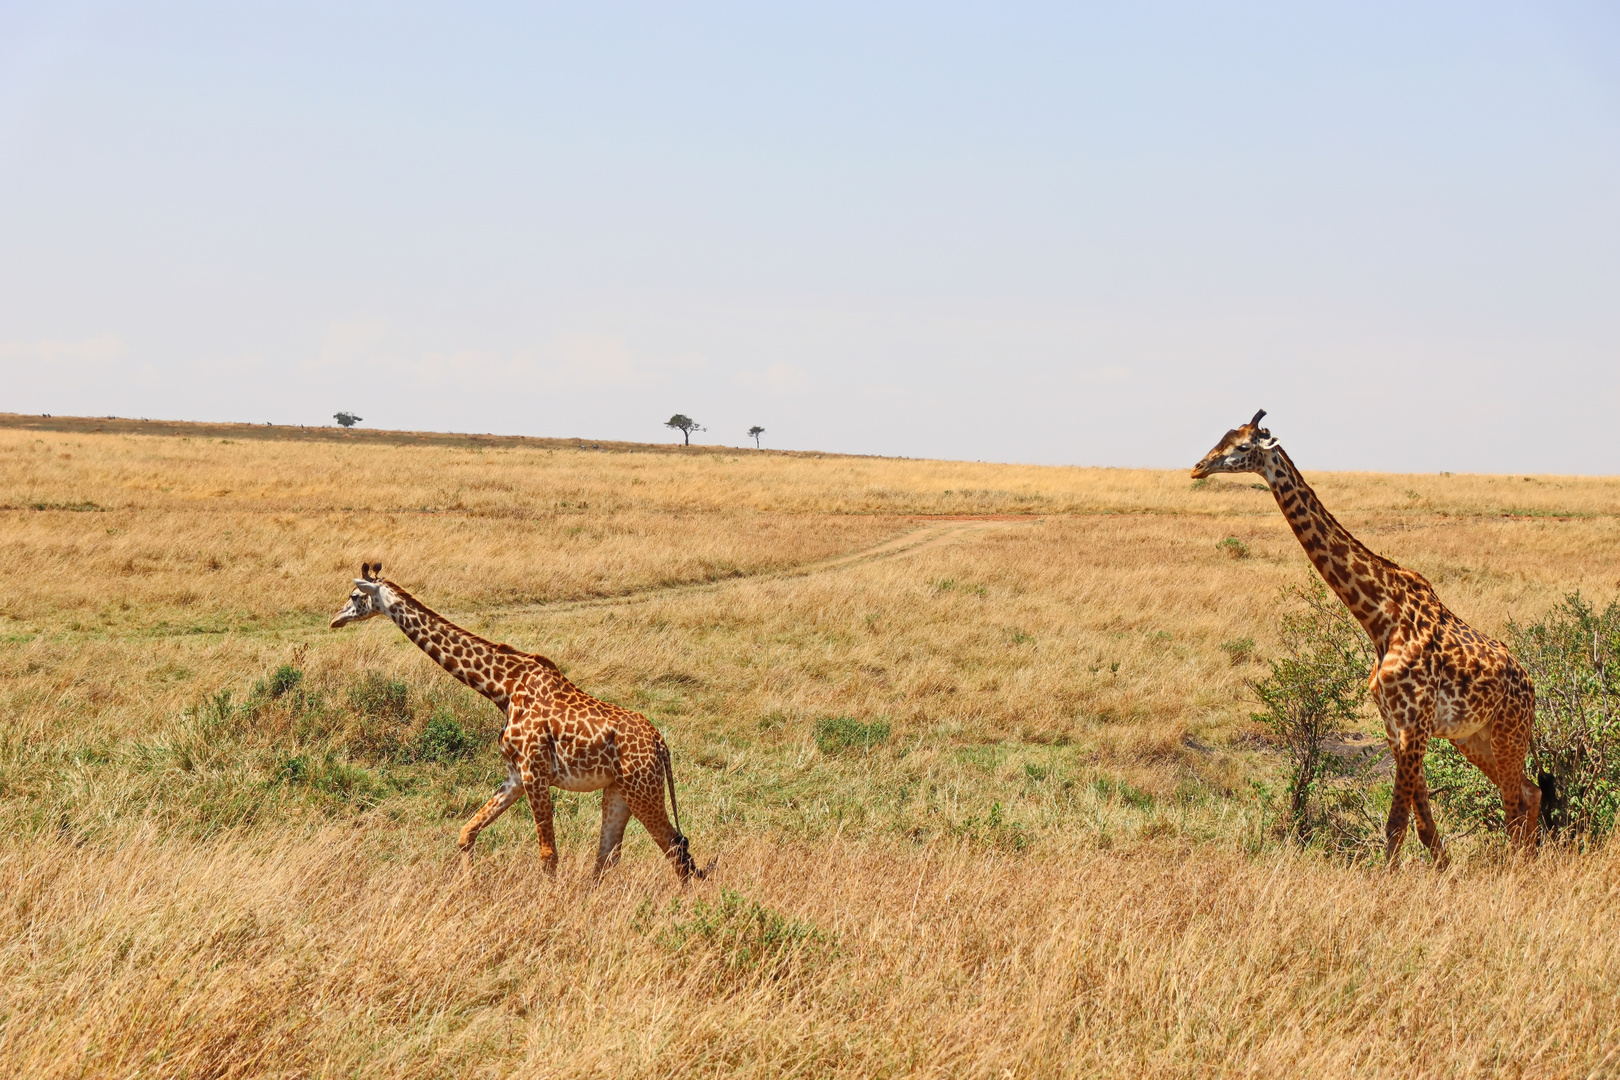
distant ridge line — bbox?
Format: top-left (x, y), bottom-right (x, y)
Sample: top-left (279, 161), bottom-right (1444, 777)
top-left (0, 412), bottom-right (876, 460)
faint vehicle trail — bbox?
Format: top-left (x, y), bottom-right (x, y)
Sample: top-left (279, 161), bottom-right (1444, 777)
top-left (489, 516), bottom-right (1039, 618)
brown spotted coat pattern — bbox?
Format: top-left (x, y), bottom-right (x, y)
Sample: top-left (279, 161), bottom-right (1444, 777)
top-left (331, 564), bottom-right (708, 879)
top-left (1193, 412), bottom-right (1540, 864)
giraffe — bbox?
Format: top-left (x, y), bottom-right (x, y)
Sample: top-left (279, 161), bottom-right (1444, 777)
top-left (1192, 411), bottom-right (1541, 865)
top-left (330, 563), bottom-right (713, 881)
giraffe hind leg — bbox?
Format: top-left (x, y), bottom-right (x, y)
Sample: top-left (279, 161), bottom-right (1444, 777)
top-left (1492, 720), bottom-right (1540, 851)
top-left (625, 787), bottom-right (701, 882)
top-left (1457, 723), bottom-right (1539, 850)
top-left (596, 786), bottom-right (632, 877)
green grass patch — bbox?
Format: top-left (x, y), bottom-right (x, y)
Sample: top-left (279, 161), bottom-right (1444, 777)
top-left (814, 715), bottom-right (890, 755)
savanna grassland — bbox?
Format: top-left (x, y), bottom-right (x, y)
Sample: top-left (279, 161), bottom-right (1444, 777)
top-left (3, 416), bottom-right (1620, 1078)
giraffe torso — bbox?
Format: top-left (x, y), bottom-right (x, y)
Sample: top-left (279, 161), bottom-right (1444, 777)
top-left (1369, 576), bottom-right (1535, 745)
top-left (501, 662), bottom-right (667, 797)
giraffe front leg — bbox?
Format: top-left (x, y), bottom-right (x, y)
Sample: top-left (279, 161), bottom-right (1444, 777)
top-left (459, 764), bottom-right (525, 872)
top-left (1408, 742), bottom-right (1449, 869)
top-left (1386, 740), bottom-right (1420, 867)
top-left (523, 771), bottom-right (559, 874)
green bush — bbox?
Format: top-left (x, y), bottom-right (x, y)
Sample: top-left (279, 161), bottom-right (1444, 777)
top-left (263, 664), bottom-right (302, 699)
top-left (347, 674), bottom-right (413, 761)
top-left (1249, 580), bottom-right (1379, 845)
top-left (273, 751), bottom-right (310, 784)
top-left (271, 750), bottom-right (385, 806)
top-left (242, 663), bottom-right (327, 732)
top-left (1425, 741), bottom-right (1502, 832)
top-left (1518, 594), bottom-right (1620, 839)
top-left (814, 716), bottom-right (890, 755)
top-left (201, 689), bottom-right (238, 726)
top-left (950, 800), bottom-right (1034, 850)
top-left (1093, 775), bottom-right (1155, 811)
top-left (414, 711), bottom-right (478, 764)
top-left (348, 674), bottom-right (410, 721)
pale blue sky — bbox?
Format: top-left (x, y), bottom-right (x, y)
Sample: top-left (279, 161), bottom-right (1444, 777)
top-left (2, 2), bottom-right (1618, 472)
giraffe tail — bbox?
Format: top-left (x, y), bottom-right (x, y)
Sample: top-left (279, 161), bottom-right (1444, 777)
top-left (659, 740), bottom-right (715, 882)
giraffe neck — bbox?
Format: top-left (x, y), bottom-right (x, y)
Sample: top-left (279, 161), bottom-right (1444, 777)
top-left (1259, 446), bottom-right (1406, 652)
top-left (376, 583), bottom-right (513, 709)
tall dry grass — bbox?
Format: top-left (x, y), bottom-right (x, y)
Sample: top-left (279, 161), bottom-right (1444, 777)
top-left (3, 422), bottom-right (1620, 1076)
top-left (5, 827), bottom-right (1619, 1078)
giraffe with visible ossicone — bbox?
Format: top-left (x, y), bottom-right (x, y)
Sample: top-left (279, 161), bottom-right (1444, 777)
top-left (331, 563), bottom-right (714, 881)
top-left (1193, 411), bottom-right (1542, 865)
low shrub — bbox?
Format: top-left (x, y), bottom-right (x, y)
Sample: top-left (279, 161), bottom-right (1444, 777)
top-left (1521, 594), bottom-right (1620, 839)
top-left (1092, 775), bottom-right (1155, 811)
top-left (951, 800), bottom-right (1034, 850)
top-left (347, 674), bottom-right (413, 761)
top-left (1249, 580), bottom-right (1380, 846)
top-left (271, 750), bottom-right (386, 807)
top-left (414, 711), bottom-right (478, 764)
top-left (348, 674), bottom-right (410, 722)
top-left (261, 664), bottom-right (302, 700)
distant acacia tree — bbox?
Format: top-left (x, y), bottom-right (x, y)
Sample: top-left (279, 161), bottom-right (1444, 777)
top-left (748, 425), bottom-right (765, 449)
top-left (334, 412), bottom-right (362, 428)
top-left (665, 414), bottom-right (704, 445)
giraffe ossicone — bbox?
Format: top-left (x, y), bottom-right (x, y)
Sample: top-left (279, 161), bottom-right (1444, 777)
top-left (331, 564), bottom-right (714, 881)
top-left (1193, 411), bottom-right (1542, 864)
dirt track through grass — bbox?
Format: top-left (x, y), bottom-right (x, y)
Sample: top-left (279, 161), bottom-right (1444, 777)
top-left (495, 517), bottom-right (1038, 616)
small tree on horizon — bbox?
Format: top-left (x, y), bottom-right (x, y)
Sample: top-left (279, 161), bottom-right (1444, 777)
top-left (334, 412), bottom-right (363, 428)
top-left (665, 414), bottom-right (703, 446)
top-left (748, 425), bottom-right (765, 449)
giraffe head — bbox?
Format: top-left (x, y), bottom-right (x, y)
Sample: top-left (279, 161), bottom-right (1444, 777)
top-left (1191, 409), bottom-right (1278, 479)
top-left (330, 562), bottom-right (389, 628)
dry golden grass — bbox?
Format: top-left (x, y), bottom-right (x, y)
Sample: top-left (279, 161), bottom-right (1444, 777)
top-left (5, 829), bottom-right (1620, 1078)
top-left (3, 419), bottom-right (1620, 1077)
